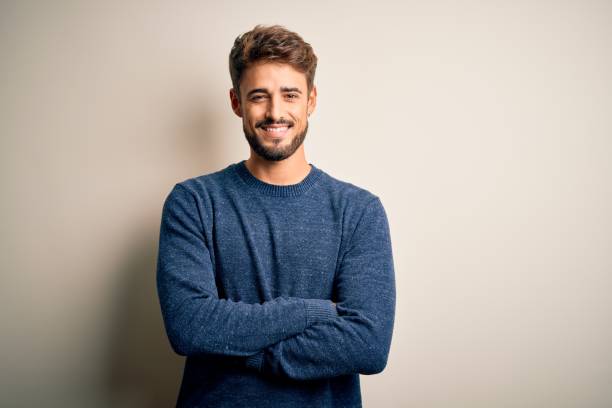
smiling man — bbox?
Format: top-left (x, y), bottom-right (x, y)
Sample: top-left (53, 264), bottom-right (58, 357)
top-left (156, 24), bottom-right (396, 408)
top-left (230, 36), bottom-right (317, 182)
top-left (235, 62), bottom-right (313, 164)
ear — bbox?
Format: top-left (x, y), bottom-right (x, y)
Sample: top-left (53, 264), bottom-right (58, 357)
top-left (229, 88), bottom-right (243, 118)
top-left (307, 85), bottom-right (317, 116)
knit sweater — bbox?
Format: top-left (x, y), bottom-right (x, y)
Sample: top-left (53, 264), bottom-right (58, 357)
top-left (156, 159), bottom-right (396, 408)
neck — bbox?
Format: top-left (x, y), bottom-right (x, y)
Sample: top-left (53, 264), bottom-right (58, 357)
top-left (245, 153), bottom-right (311, 186)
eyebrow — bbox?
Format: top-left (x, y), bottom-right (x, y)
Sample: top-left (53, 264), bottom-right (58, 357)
top-left (246, 87), bottom-right (303, 97)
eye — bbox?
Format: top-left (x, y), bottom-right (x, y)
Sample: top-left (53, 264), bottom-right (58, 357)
top-left (286, 94), bottom-right (299, 99)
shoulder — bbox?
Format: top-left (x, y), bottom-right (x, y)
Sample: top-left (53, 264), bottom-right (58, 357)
top-left (317, 167), bottom-right (383, 215)
top-left (160, 165), bottom-right (239, 230)
top-left (166, 163), bottom-right (237, 201)
top-left (316, 168), bottom-right (390, 256)
top-left (314, 168), bottom-right (389, 244)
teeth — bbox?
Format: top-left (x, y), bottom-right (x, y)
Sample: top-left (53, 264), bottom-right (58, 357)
top-left (264, 127), bottom-right (288, 132)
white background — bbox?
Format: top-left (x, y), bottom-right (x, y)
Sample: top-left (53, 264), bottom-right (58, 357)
top-left (1, 0), bottom-right (611, 406)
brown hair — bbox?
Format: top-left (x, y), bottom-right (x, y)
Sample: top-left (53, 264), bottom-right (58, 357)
top-left (229, 24), bottom-right (318, 99)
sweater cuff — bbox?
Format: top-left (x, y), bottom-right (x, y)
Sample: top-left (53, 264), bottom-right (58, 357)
top-left (245, 351), bottom-right (264, 372)
top-left (303, 299), bottom-right (338, 326)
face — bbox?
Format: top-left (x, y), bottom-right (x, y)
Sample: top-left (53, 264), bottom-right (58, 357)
top-left (230, 61), bottom-right (317, 162)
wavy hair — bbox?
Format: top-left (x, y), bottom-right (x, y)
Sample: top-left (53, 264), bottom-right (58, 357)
top-left (229, 24), bottom-right (318, 99)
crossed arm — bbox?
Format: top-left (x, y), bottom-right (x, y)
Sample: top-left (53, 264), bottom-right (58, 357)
top-left (156, 184), bottom-right (396, 380)
top-left (156, 184), bottom-right (338, 357)
top-left (243, 197), bottom-right (396, 380)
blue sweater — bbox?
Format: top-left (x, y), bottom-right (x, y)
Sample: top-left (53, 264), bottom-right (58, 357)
top-left (156, 160), bottom-right (396, 407)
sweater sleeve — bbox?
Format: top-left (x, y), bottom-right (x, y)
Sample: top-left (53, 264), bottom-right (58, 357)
top-left (244, 197), bottom-right (396, 380)
top-left (156, 183), bottom-right (338, 358)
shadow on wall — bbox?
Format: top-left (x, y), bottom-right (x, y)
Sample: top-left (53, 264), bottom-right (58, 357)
top-left (104, 233), bottom-right (184, 407)
top-left (103, 102), bottom-right (232, 407)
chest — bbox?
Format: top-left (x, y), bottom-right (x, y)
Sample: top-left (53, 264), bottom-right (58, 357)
top-left (210, 198), bottom-right (343, 302)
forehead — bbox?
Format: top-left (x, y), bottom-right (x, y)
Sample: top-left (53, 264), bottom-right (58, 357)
top-left (240, 62), bottom-right (307, 93)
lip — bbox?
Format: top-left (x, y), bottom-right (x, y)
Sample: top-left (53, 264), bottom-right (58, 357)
top-left (260, 125), bottom-right (292, 139)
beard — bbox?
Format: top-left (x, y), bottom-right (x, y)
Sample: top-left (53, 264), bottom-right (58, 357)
top-left (243, 121), bottom-right (309, 162)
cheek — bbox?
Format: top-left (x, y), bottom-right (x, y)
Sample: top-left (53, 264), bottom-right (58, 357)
top-left (290, 106), bottom-right (308, 121)
top-left (244, 111), bottom-right (261, 126)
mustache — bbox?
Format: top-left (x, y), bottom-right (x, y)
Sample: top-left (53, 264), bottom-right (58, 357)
top-left (257, 118), bottom-right (294, 128)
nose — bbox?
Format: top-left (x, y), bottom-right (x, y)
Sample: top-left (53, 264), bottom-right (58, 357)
top-left (266, 94), bottom-right (283, 122)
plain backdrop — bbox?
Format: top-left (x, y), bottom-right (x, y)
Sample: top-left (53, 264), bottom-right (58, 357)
top-left (1, 0), bottom-right (611, 407)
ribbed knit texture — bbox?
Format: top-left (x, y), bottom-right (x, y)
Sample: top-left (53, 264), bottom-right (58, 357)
top-left (156, 160), bottom-right (396, 408)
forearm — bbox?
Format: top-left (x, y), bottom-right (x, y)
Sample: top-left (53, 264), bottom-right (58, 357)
top-left (245, 296), bottom-right (395, 380)
top-left (157, 283), bottom-right (337, 357)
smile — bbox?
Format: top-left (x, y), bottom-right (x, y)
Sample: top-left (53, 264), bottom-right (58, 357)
top-left (260, 125), bottom-right (291, 138)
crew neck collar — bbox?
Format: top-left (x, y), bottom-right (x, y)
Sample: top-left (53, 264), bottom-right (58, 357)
top-left (233, 159), bottom-right (323, 197)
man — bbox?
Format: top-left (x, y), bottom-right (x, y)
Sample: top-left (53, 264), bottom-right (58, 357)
top-left (156, 24), bottom-right (396, 408)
